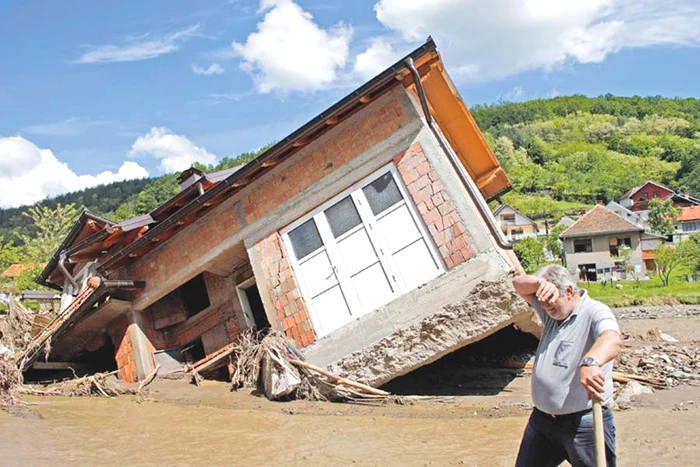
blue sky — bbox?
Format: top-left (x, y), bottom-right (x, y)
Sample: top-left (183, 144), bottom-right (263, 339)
top-left (1, 0), bottom-right (699, 208)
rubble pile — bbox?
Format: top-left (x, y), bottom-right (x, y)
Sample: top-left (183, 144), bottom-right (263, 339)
top-left (617, 332), bottom-right (699, 389)
top-left (230, 330), bottom-right (394, 403)
top-left (614, 305), bottom-right (700, 320)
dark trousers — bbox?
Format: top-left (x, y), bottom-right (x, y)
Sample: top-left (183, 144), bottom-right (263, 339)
top-left (515, 407), bottom-right (616, 467)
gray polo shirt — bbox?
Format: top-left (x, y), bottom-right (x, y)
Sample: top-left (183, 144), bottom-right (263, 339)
top-left (531, 289), bottom-right (620, 415)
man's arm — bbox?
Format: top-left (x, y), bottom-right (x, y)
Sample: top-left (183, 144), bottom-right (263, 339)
top-left (579, 330), bottom-right (623, 400)
top-left (512, 274), bottom-right (560, 305)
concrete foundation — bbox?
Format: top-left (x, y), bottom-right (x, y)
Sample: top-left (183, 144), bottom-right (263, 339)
top-left (325, 277), bottom-right (533, 387)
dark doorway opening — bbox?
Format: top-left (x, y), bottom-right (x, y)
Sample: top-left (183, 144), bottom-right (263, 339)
top-left (244, 283), bottom-right (270, 331)
top-left (23, 334), bottom-right (118, 383)
top-left (380, 325), bottom-right (538, 396)
top-left (181, 337), bottom-right (206, 364)
top-left (579, 263), bottom-right (598, 282)
top-left (180, 274), bottom-right (210, 318)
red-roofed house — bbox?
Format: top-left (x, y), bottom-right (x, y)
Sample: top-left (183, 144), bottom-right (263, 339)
top-left (620, 181), bottom-right (700, 212)
top-left (675, 206), bottom-right (700, 241)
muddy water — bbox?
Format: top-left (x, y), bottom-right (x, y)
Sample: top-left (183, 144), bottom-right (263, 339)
top-left (1, 378), bottom-right (699, 466)
top-left (0, 390), bottom-right (526, 466)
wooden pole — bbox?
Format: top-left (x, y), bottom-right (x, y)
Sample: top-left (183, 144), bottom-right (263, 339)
top-left (288, 359), bottom-right (390, 396)
top-left (592, 399), bottom-right (606, 467)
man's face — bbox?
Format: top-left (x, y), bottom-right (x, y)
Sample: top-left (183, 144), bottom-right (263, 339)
top-left (541, 285), bottom-right (575, 321)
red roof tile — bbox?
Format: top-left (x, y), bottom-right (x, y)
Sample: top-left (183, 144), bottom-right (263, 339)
top-left (560, 205), bottom-right (643, 238)
top-left (678, 206), bottom-right (700, 222)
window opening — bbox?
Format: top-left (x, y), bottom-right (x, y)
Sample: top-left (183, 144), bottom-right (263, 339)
top-left (573, 239), bottom-right (592, 253)
top-left (180, 274), bottom-right (210, 318)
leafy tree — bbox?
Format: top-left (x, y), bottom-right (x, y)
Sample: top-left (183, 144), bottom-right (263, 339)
top-left (513, 236), bottom-right (547, 273)
top-left (545, 224), bottom-right (567, 263)
top-left (0, 236), bottom-right (22, 273)
top-left (612, 246), bottom-right (641, 287)
top-left (19, 203), bottom-right (82, 263)
top-left (648, 198), bottom-right (681, 235)
top-left (654, 239), bottom-right (698, 286)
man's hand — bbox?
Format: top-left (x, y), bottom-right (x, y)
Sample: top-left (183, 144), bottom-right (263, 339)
top-left (535, 280), bottom-right (559, 304)
top-left (580, 365), bottom-right (605, 401)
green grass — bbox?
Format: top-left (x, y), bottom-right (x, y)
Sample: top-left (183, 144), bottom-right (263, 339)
top-left (581, 273), bottom-right (700, 307)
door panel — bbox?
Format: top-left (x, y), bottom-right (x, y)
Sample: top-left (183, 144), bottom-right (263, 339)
top-left (376, 204), bottom-right (422, 253)
top-left (298, 250), bottom-right (339, 297)
top-left (310, 285), bottom-right (353, 336)
top-left (392, 239), bottom-right (439, 290)
top-left (350, 262), bottom-right (395, 312)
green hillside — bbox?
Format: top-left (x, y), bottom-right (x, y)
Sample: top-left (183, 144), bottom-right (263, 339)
top-left (472, 94), bottom-right (700, 219)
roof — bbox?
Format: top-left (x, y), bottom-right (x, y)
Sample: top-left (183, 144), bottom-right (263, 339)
top-left (492, 203), bottom-right (537, 227)
top-left (678, 206), bottom-right (700, 222)
top-left (620, 186), bottom-right (640, 200)
top-left (556, 215), bottom-right (576, 228)
top-left (559, 205), bottom-right (643, 239)
top-left (642, 250), bottom-right (656, 260)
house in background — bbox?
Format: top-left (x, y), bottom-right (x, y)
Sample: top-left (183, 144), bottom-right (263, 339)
top-left (620, 181), bottom-right (700, 212)
top-left (492, 204), bottom-right (539, 242)
top-left (675, 206), bottom-right (700, 242)
top-left (555, 215), bottom-right (577, 229)
top-left (605, 201), bottom-right (648, 229)
top-left (560, 205), bottom-right (646, 281)
top-left (21, 39), bottom-right (535, 389)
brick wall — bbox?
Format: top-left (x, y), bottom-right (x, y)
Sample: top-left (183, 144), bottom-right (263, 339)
top-left (164, 298), bottom-right (240, 349)
top-left (241, 98), bottom-right (408, 223)
top-left (108, 315), bottom-right (137, 383)
top-left (202, 271), bottom-right (235, 307)
top-left (394, 142), bottom-right (474, 268)
top-left (254, 232), bottom-right (315, 348)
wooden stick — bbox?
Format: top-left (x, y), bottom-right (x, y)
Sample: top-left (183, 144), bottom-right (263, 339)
top-left (288, 359), bottom-right (390, 396)
top-left (592, 399), bottom-right (606, 467)
top-left (612, 371), bottom-right (665, 389)
top-left (138, 364), bottom-right (161, 392)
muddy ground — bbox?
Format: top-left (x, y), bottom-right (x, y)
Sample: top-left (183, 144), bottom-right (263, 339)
top-left (1, 306), bottom-right (699, 466)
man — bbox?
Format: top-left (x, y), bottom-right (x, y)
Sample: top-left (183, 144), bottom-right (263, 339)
top-left (513, 264), bottom-right (622, 467)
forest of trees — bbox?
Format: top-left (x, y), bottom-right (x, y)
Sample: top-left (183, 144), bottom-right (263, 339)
top-left (472, 94), bottom-right (700, 218)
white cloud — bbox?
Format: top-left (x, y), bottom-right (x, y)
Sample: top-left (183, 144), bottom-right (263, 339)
top-left (353, 37), bottom-right (400, 80)
top-left (192, 63), bottom-right (225, 75)
top-left (373, 0), bottom-right (700, 80)
top-left (77, 24), bottom-right (200, 64)
top-left (128, 127), bottom-right (217, 173)
top-left (232, 0), bottom-right (352, 93)
top-left (0, 136), bottom-right (149, 209)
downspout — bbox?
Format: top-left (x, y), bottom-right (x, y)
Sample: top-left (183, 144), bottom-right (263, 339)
top-left (403, 58), bottom-right (514, 250)
top-left (58, 251), bottom-right (80, 295)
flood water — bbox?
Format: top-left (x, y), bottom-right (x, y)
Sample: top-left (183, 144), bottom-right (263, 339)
top-left (2, 377), bottom-right (698, 466)
top-left (0, 393), bottom-right (525, 466)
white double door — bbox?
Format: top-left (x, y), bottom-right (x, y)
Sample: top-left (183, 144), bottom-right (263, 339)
top-left (284, 167), bottom-right (443, 338)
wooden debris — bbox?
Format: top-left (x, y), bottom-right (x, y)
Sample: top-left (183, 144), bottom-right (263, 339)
top-left (612, 371), bottom-right (666, 389)
top-left (229, 330), bottom-right (393, 402)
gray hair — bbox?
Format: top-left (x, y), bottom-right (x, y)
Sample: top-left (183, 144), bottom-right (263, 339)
top-left (535, 264), bottom-right (579, 295)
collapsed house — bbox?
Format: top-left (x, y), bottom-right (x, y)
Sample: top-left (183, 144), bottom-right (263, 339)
top-left (22, 39), bottom-right (537, 388)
